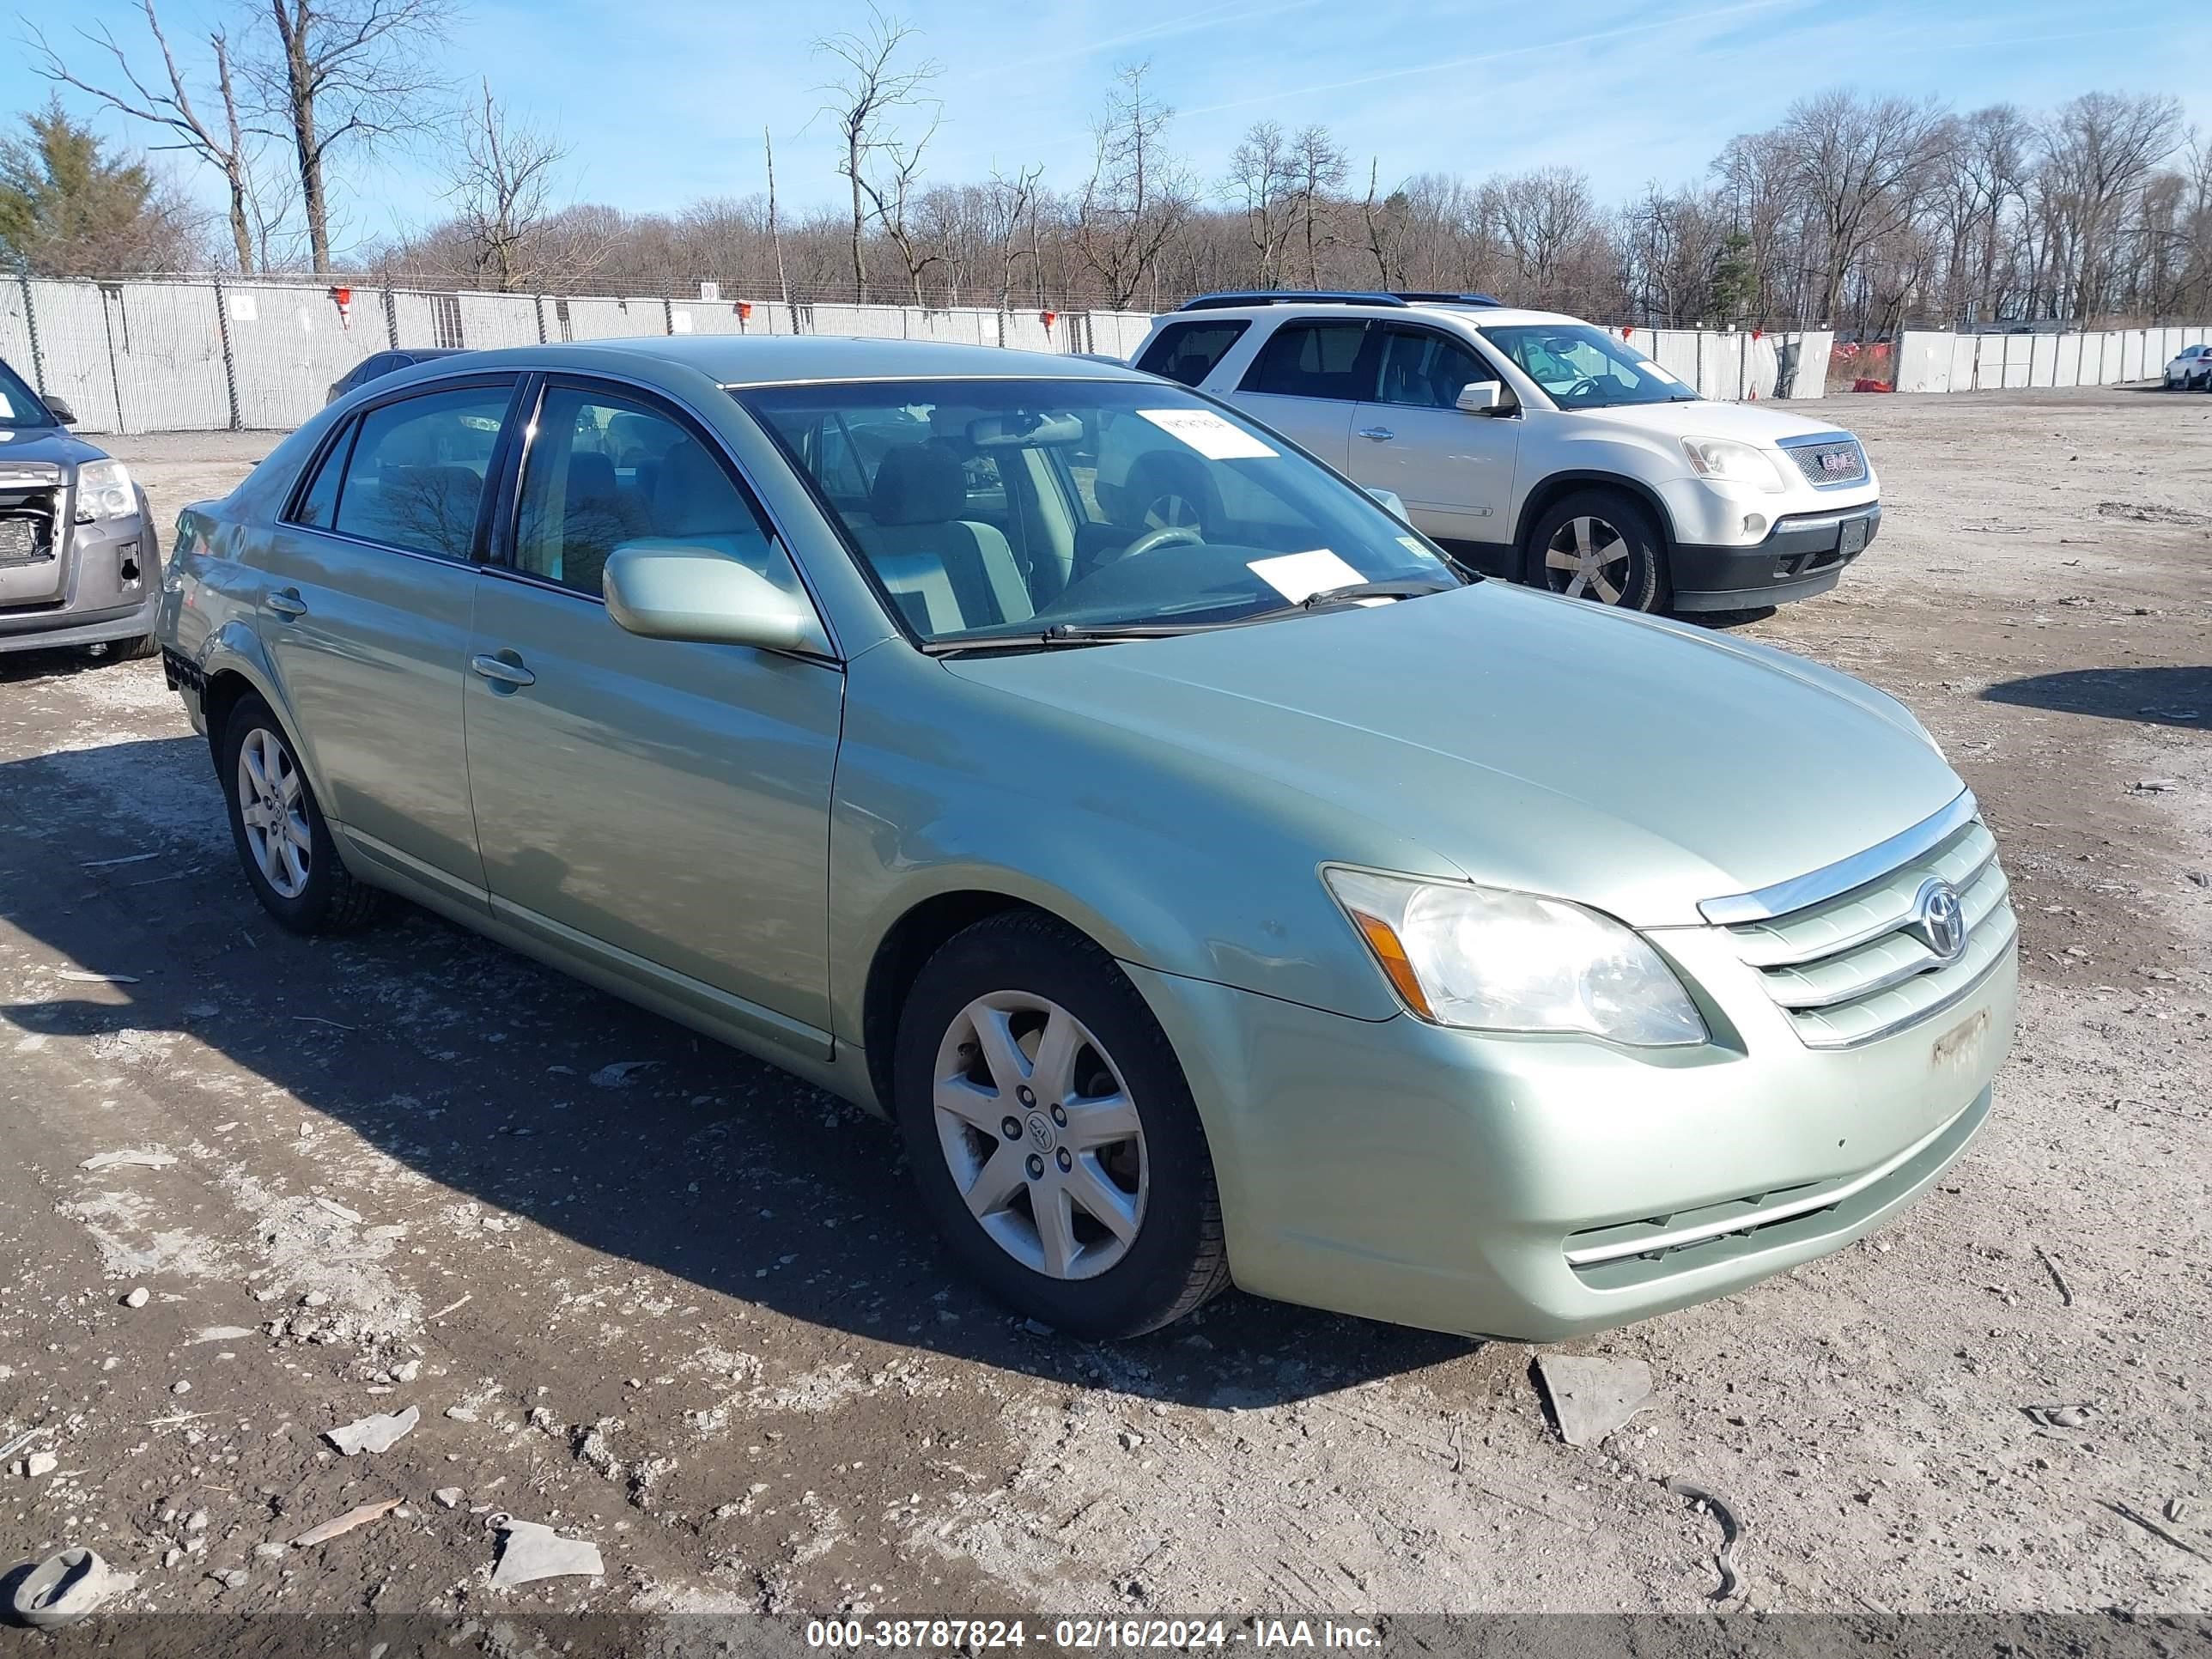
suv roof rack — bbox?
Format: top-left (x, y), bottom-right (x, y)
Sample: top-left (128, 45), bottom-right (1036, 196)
top-left (1390, 291), bottom-right (1504, 307)
top-left (1175, 289), bottom-right (1412, 312)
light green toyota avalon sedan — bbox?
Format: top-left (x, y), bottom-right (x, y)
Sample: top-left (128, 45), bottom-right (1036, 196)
top-left (156, 336), bottom-right (2018, 1342)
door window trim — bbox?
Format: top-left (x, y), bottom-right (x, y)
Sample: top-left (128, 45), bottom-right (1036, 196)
top-left (483, 368), bottom-right (845, 662)
top-left (276, 371), bottom-right (526, 567)
top-left (1235, 319), bottom-right (1379, 402)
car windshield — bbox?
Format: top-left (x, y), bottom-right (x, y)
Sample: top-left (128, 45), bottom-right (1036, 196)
top-left (1478, 324), bottom-right (1700, 410)
top-left (739, 377), bottom-right (1460, 647)
top-left (0, 358), bottom-right (56, 428)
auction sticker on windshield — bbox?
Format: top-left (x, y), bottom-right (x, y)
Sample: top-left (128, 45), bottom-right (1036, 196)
top-left (1138, 407), bottom-right (1278, 460)
top-left (1248, 549), bottom-right (1365, 603)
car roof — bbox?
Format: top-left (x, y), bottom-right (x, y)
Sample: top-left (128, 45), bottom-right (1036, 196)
top-left (408, 335), bottom-right (1152, 387)
top-left (1159, 301), bottom-right (1585, 331)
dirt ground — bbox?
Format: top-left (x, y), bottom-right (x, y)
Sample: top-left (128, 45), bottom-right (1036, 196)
top-left (1, 386), bottom-right (2207, 1625)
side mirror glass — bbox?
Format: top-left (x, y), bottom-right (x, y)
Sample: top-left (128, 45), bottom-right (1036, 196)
top-left (43, 394), bottom-right (77, 425)
top-left (603, 544), bottom-right (831, 656)
top-left (1455, 380), bottom-right (1505, 415)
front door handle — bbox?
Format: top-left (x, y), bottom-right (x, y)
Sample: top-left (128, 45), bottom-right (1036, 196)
top-left (470, 653), bottom-right (536, 688)
top-left (267, 588), bottom-right (308, 617)
top-left (1357, 426), bottom-right (1395, 442)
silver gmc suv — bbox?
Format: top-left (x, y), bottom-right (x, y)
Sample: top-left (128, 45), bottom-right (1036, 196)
top-left (1, 356), bottom-right (160, 662)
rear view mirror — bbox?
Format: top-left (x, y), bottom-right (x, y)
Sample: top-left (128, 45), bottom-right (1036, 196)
top-left (603, 544), bottom-right (830, 656)
top-left (1455, 381), bottom-right (1505, 415)
top-left (43, 394), bottom-right (77, 425)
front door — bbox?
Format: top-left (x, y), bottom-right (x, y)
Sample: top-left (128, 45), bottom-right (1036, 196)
top-left (253, 375), bottom-right (520, 903)
top-left (462, 378), bottom-right (844, 1045)
top-left (1347, 325), bottom-right (1520, 559)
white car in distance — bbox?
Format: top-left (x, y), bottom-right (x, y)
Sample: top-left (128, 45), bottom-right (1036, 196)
top-left (1118, 292), bottom-right (1881, 613)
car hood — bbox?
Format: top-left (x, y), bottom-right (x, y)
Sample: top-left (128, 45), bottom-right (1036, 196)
top-left (0, 426), bottom-right (105, 473)
top-left (1574, 398), bottom-right (1850, 445)
top-left (943, 583), bottom-right (1962, 928)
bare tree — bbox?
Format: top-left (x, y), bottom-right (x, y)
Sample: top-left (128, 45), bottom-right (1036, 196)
top-left (27, 0), bottom-right (258, 273)
top-left (1492, 167), bottom-right (1600, 301)
top-left (441, 78), bottom-right (569, 292)
top-left (1224, 120), bottom-right (1296, 287)
top-left (1073, 60), bottom-right (1193, 309)
top-left (1779, 89), bottom-right (1953, 326)
top-left (765, 126), bottom-right (794, 325)
top-left (1358, 158), bottom-right (1412, 287)
top-left (813, 4), bottom-right (941, 303)
top-left (251, 0), bottom-right (452, 271)
top-left (2039, 91), bottom-right (2185, 321)
top-left (1289, 124), bottom-right (1347, 287)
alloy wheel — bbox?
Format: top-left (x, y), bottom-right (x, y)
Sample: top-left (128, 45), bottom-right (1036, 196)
top-left (931, 991), bottom-right (1147, 1280)
top-left (1543, 514), bottom-right (1633, 604)
top-left (1140, 491), bottom-right (1204, 532)
top-left (235, 726), bottom-right (312, 899)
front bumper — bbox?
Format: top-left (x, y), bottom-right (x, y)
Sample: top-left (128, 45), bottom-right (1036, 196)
top-left (1128, 929), bottom-right (2014, 1341)
top-left (0, 503), bottom-right (159, 654)
top-left (1670, 502), bottom-right (1881, 611)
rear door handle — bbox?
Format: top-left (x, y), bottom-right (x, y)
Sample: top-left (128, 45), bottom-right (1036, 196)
top-left (266, 589), bottom-right (308, 617)
top-left (470, 653), bottom-right (535, 688)
top-left (1357, 426), bottom-right (1395, 442)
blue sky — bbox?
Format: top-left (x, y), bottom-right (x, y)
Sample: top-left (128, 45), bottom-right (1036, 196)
top-left (9, 0), bottom-right (2209, 258)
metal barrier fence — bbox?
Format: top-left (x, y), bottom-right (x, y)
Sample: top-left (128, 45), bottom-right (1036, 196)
top-left (1890, 324), bottom-right (2212, 392)
top-left (0, 275), bottom-right (1158, 434)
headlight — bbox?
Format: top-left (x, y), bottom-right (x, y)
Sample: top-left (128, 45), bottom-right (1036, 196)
top-left (75, 459), bottom-right (137, 522)
top-left (1323, 868), bottom-right (1707, 1047)
top-left (1680, 436), bottom-right (1784, 494)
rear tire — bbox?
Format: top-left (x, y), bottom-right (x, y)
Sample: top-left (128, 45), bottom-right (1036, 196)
top-left (892, 911), bottom-right (1230, 1339)
top-left (219, 693), bottom-right (383, 936)
top-left (1525, 489), bottom-right (1666, 611)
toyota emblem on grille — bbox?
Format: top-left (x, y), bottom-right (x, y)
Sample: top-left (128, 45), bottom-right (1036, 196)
top-left (1908, 878), bottom-right (1966, 962)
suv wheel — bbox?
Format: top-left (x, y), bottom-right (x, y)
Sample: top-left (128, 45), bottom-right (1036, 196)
top-left (1527, 489), bottom-right (1665, 611)
top-left (892, 911), bottom-right (1231, 1338)
top-left (220, 693), bottom-right (383, 934)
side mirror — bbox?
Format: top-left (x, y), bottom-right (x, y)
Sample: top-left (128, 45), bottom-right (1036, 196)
top-left (43, 394), bottom-right (77, 426)
top-left (1455, 381), bottom-right (1506, 415)
top-left (603, 544), bottom-right (830, 656)
top-left (1364, 486), bottom-right (1410, 521)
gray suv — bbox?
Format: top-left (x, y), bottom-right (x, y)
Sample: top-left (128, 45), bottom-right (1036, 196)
top-left (0, 356), bottom-right (160, 661)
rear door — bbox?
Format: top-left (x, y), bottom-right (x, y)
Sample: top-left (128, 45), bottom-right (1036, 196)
top-left (1225, 319), bottom-right (1370, 471)
top-left (1347, 325), bottom-right (1520, 556)
top-left (462, 374), bottom-right (844, 1047)
top-left (252, 375), bottom-right (520, 905)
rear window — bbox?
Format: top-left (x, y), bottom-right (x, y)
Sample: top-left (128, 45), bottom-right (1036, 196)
top-left (1239, 322), bottom-right (1370, 400)
top-left (329, 384), bottom-right (512, 559)
top-left (1134, 320), bottom-right (1250, 387)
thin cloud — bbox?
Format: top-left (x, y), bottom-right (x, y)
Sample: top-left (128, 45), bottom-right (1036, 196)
top-left (1184, 0), bottom-right (1802, 116)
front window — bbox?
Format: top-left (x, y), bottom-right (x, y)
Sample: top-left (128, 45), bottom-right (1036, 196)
top-left (0, 359), bottom-right (56, 428)
top-left (1479, 324), bottom-right (1698, 410)
top-left (741, 378), bottom-right (1459, 647)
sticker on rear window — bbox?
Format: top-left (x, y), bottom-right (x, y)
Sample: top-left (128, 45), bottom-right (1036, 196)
top-left (1247, 548), bottom-right (1364, 603)
top-left (1137, 407), bottom-right (1277, 460)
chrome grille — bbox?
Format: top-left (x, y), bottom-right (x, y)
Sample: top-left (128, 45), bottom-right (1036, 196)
top-left (1782, 435), bottom-right (1867, 489)
top-left (1725, 816), bottom-right (2016, 1048)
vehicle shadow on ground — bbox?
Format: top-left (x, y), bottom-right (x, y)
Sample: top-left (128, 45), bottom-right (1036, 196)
top-left (1981, 665), bottom-right (2212, 731)
top-left (0, 736), bottom-right (1477, 1409)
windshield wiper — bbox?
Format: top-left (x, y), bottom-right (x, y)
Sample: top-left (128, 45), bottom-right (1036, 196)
top-left (918, 620), bottom-right (1226, 657)
top-left (919, 580), bottom-right (1462, 657)
top-left (1237, 577), bottom-right (1461, 623)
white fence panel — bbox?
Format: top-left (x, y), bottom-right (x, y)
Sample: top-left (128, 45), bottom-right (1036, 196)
top-left (110, 283), bottom-right (228, 432)
top-left (1893, 331), bottom-right (1954, 392)
top-left (455, 292), bottom-right (541, 349)
top-left (22, 282), bottom-right (123, 432)
top-left (0, 283), bottom-right (34, 386)
top-left (228, 283), bottom-right (383, 429)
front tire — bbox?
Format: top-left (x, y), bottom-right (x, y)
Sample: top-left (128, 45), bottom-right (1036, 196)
top-left (219, 694), bottom-right (383, 935)
top-left (1525, 489), bottom-right (1666, 611)
top-left (892, 911), bottom-right (1230, 1339)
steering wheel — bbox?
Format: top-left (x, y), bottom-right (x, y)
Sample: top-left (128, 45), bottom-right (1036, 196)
top-left (1560, 376), bottom-right (1601, 400)
top-left (1120, 524), bottom-right (1205, 560)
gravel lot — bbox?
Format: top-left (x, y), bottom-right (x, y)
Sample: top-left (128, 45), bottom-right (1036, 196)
top-left (1, 386), bottom-right (2207, 1623)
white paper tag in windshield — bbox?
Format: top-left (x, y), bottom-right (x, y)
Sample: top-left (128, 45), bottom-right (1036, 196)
top-left (1137, 407), bottom-right (1277, 460)
top-left (1636, 359), bottom-right (1680, 384)
top-left (1247, 549), bottom-right (1365, 604)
